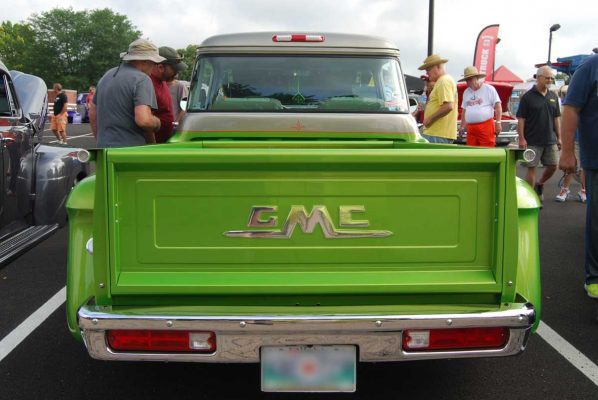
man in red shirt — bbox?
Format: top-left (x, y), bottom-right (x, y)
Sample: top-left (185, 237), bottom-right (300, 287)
top-left (150, 47), bottom-right (186, 143)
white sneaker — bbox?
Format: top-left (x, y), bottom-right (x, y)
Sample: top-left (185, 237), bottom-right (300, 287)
top-left (555, 187), bottom-right (570, 202)
top-left (579, 189), bottom-right (587, 203)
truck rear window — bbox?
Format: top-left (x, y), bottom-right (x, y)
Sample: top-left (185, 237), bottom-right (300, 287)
top-left (188, 56), bottom-right (408, 113)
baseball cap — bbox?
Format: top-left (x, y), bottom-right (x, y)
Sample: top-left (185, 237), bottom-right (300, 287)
top-left (158, 46), bottom-right (187, 72)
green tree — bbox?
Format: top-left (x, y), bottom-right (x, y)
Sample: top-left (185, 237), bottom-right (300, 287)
top-left (0, 21), bottom-right (36, 71)
top-left (83, 8), bottom-right (142, 88)
top-left (176, 44), bottom-right (198, 82)
top-left (22, 7), bottom-right (141, 91)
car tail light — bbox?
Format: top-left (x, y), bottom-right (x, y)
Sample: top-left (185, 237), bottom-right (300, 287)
top-left (402, 327), bottom-right (509, 351)
top-left (107, 330), bottom-right (216, 353)
top-left (272, 34), bottom-right (325, 43)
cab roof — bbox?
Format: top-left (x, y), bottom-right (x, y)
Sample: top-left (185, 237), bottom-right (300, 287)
top-left (198, 32), bottom-right (400, 56)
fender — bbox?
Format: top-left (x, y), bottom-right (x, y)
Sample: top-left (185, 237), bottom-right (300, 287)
top-left (66, 175), bottom-right (95, 340)
top-left (27, 144), bottom-right (89, 225)
top-left (515, 177), bottom-right (541, 332)
top-left (516, 176), bottom-right (542, 210)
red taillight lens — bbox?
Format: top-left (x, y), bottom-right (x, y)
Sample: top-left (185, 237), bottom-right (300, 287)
top-left (272, 34), bottom-right (325, 42)
top-left (107, 330), bottom-right (216, 353)
top-left (402, 327), bottom-right (509, 351)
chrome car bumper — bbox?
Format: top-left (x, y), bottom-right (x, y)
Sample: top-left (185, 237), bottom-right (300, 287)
top-left (455, 131), bottom-right (518, 146)
top-left (496, 130), bottom-right (518, 145)
top-left (455, 119), bottom-right (519, 146)
top-left (78, 303), bottom-right (535, 363)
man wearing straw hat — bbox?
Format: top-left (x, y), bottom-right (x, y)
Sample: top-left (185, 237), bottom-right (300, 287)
top-left (459, 66), bottom-right (502, 147)
top-left (418, 54), bottom-right (458, 143)
top-left (90, 38), bottom-right (164, 148)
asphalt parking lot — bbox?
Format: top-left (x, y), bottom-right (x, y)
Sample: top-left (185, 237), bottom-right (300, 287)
top-left (0, 123), bottom-right (597, 399)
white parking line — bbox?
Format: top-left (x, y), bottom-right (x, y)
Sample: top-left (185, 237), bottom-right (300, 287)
top-left (537, 321), bottom-right (598, 386)
top-left (44, 133), bottom-right (94, 144)
top-left (0, 287), bottom-right (66, 363)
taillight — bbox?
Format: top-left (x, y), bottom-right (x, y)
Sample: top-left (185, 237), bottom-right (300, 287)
top-left (107, 330), bottom-right (216, 353)
top-left (272, 34), bottom-right (325, 43)
top-left (402, 327), bottom-right (509, 351)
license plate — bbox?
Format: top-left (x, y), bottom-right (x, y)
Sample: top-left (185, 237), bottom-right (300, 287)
top-left (261, 345), bottom-right (356, 393)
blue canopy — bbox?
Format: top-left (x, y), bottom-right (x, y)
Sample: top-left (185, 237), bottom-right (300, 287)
top-left (555, 54), bottom-right (592, 75)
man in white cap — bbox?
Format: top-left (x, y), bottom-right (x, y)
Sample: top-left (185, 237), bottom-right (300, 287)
top-left (90, 38), bottom-right (164, 147)
top-left (459, 66), bottom-right (502, 147)
top-left (418, 54), bottom-right (458, 143)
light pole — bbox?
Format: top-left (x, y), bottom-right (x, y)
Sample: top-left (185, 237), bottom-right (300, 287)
top-left (428, 0), bottom-right (434, 56)
top-left (547, 23), bottom-right (561, 65)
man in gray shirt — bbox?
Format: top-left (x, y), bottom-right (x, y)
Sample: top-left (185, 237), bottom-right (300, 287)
top-left (90, 38), bottom-right (164, 147)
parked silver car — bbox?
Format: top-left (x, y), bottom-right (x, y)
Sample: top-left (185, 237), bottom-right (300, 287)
top-left (0, 60), bottom-right (89, 265)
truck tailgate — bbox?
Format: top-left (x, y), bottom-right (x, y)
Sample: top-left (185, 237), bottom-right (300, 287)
top-left (101, 145), bottom-right (510, 296)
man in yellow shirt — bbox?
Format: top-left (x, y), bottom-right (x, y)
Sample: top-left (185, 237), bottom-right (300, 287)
top-left (418, 54), bottom-right (458, 143)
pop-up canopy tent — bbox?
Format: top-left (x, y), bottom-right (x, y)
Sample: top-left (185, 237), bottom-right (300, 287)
top-left (535, 54), bottom-right (593, 76)
top-left (555, 54), bottom-right (592, 75)
top-left (492, 65), bottom-right (523, 84)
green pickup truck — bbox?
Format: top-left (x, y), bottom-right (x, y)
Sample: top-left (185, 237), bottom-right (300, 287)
top-left (67, 32), bottom-right (541, 393)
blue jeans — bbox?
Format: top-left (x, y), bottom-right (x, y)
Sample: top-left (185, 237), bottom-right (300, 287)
top-left (585, 169), bottom-right (598, 284)
top-left (421, 133), bottom-right (454, 144)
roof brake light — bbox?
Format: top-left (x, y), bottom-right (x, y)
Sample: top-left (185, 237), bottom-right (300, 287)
top-left (272, 34), bottom-right (325, 43)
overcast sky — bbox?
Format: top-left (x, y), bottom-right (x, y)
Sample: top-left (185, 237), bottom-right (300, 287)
top-left (4, 0), bottom-right (597, 80)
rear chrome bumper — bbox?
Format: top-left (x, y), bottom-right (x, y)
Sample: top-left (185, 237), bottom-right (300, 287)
top-left (78, 303), bottom-right (535, 363)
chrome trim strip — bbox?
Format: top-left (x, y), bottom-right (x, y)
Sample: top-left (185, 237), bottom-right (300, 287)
top-left (78, 303), bottom-right (535, 363)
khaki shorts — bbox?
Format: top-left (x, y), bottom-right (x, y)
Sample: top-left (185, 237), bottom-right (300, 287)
top-left (522, 144), bottom-right (559, 168)
top-left (50, 114), bottom-right (67, 133)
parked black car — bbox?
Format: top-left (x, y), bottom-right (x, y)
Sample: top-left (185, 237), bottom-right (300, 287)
top-left (0, 60), bottom-right (89, 265)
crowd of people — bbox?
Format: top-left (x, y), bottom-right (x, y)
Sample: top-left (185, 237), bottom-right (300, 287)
top-left (51, 39), bottom-right (188, 148)
top-left (416, 52), bottom-right (597, 299)
top-left (417, 55), bottom-right (503, 147)
top-left (86, 38), bottom-right (188, 148)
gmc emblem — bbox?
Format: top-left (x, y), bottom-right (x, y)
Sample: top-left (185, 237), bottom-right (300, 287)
top-left (224, 205), bottom-right (393, 239)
